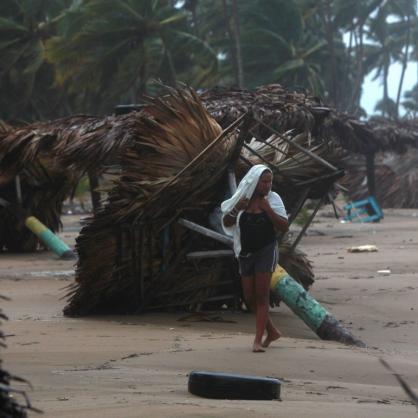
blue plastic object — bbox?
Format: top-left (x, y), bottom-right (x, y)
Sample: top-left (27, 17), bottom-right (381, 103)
top-left (343, 196), bottom-right (383, 223)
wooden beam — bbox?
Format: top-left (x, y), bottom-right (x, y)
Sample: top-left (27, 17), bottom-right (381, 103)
top-left (227, 168), bottom-right (237, 195)
top-left (366, 151), bottom-right (376, 197)
top-left (178, 218), bottom-right (233, 247)
top-left (186, 250), bottom-right (234, 259)
top-left (290, 194), bottom-right (325, 252)
top-left (254, 118), bottom-right (339, 172)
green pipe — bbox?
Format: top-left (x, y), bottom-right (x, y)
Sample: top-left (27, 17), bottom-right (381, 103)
top-left (25, 216), bottom-right (76, 260)
top-left (271, 266), bottom-right (364, 347)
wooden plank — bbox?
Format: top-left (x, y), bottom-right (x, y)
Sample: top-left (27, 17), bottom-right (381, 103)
top-left (186, 250), bottom-right (234, 259)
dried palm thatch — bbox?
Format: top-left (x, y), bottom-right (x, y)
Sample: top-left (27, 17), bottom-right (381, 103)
top-left (366, 117), bottom-right (418, 154)
top-left (202, 86), bottom-right (418, 155)
top-left (3, 84), bottom-right (373, 315)
top-left (0, 110), bottom-right (156, 251)
top-left (64, 87), bottom-right (242, 315)
top-left (66, 85), bottom-right (357, 315)
top-left (342, 148), bottom-right (418, 208)
top-left (1, 295), bottom-right (41, 417)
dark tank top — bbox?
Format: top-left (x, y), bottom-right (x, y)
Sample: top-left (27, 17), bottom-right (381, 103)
top-left (239, 211), bottom-right (276, 255)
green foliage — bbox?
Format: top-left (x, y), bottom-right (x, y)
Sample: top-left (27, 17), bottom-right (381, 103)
top-left (45, 0), bottom-right (218, 113)
top-left (0, 0), bottom-right (417, 120)
top-left (0, 0), bottom-right (73, 122)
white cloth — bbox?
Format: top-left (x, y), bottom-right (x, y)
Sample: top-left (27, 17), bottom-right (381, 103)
top-left (221, 164), bottom-right (287, 257)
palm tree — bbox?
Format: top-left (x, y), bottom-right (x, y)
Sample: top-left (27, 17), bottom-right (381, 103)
top-left (46, 0), bottom-right (217, 113)
top-left (0, 0), bottom-right (72, 122)
top-left (363, 1), bottom-right (418, 118)
top-left (402, 83), bottom-right (418, 117)
top-left (331, 0), bottom-right (394, 114)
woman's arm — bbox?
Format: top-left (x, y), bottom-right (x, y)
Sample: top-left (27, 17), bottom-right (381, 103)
top-left (223, 212), bottom-right (237, 227)
top-left (259, 199), bottom-right (289, 233)
top-left (222, 198), bottom-right (249, 228)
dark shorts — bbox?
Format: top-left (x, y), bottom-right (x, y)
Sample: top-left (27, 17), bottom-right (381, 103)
top-left (238, 242), bottom-right (278, 277)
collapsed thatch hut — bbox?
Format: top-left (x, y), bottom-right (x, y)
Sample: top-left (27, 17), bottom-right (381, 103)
top-left (340, 118), bottom-right (418, 208)
top-left (7, 85), bottom-right (415, 315)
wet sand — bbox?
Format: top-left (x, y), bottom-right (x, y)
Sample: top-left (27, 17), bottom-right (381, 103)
top-left (1, 209), bottom-right (418, 417)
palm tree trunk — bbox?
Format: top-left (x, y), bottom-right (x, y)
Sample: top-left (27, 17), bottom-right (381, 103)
top-left (383, 57), bottom-right (389, 116)
top-left (138, 42), bottom-right (147, 98)
top-left (349, 25), bottom-right (364, 114)
top-left (222, 0), bottom-right (242, 88)
top-left (320, 0), bottom-right (338, 106)
top-left (231, 0), bottom-right (244, 88)
top-left (396, 16), bottom-right (411, 116)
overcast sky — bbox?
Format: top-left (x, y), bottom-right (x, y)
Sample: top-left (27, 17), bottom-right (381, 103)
top-left (361, 61), bottom-right (418, 116)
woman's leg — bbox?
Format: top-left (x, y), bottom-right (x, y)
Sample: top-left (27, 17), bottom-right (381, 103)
top-left (254, 272), bottom-right (281, 350)
top-left (241, 275), bottom-right (256, 312)
top-left (241, 274), bottom-right (279, 351)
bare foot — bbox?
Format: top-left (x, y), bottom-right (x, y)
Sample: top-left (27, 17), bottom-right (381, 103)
top-left (252, 342), bottom-right (266, 353)
top-left (262, 329), bottom-right (281, 348)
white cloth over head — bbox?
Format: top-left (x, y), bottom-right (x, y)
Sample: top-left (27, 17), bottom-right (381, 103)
top-left (221, 164), bottom-right (287, 257)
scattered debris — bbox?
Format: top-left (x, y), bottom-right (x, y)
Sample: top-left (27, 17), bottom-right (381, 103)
top-left (347, 245), bottom-right (378, 253)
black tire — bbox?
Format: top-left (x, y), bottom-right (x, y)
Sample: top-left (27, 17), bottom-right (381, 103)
top-left (188, 371), bottom-right (281, 400)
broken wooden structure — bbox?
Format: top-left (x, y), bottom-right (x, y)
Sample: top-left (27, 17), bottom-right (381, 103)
top-left (2, 85), bottom-right (417, 316)
top-left (341, 118), bottom-right (418, 208)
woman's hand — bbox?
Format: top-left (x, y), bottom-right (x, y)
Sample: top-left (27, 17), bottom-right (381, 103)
top-left (234, 198), bottom-right (249, 211)
top-left (260, 197), bottom-right (289, 233)
top-left (258, 197), bottom-right (272, 213)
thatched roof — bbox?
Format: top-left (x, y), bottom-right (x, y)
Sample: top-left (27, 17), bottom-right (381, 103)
top-left (9, 85), bottom-right (418, 315)
top-left (365, 117), bottom-right (418, 154)
top-left (201, 85), bottom-right (418, 155)
top-left (342, 148), bottom-right (418, 208)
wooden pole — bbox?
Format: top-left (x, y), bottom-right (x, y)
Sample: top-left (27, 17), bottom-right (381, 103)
top-left (254, 118), bottom-right (339, 172)
top-left (290, 194), bottom-right (325, 252)
top-left (15, 175), bottom-right (22, 204)
top-left (88, 172), bottom-right (101, 213)
top-left (366, 151), bottom-right (376, 197)
top-left (178, 218), bottom-right (233, 247)
top-left (227, 168), bottom-right (237, 194)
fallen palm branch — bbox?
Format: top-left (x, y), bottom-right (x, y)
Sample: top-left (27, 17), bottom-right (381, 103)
top-left (1, 295), bottom-right (42, 417)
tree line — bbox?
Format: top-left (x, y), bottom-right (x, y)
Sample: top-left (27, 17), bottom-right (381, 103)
top-left (1, 0), bottom-right (417, 123)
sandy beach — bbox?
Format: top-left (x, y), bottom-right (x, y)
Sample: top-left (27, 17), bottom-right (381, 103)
top-left (1, 209), bottom-right (418, 417)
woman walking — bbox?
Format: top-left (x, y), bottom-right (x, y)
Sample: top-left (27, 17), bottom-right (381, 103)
top-left (222, 164), bottom-right (288, 352)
